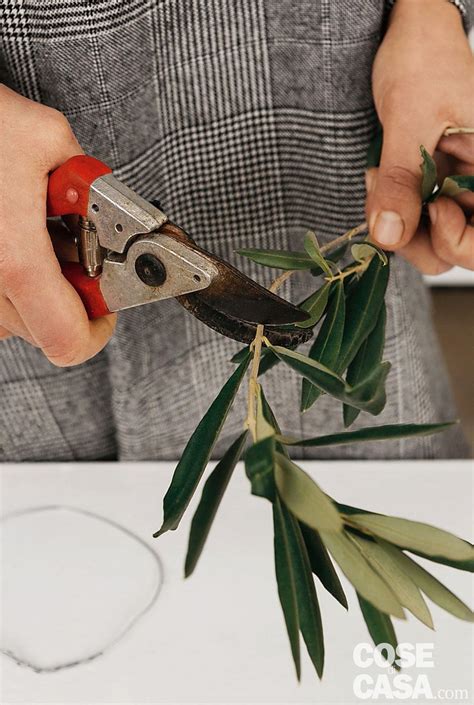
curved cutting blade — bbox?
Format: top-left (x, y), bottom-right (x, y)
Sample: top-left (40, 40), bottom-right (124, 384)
top-left (159, 223), bottom-right (309, 325)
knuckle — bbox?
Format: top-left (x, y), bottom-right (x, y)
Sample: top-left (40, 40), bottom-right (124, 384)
top-left (45, 343), bottom-right (85, 368)
top-left (41, 327), bottom-right (88, 368)
top-left (44, 108), bottom-right (76, 145)
top-left (0, 256), bottom-right (30, 294)
top-left (423, 260), bottom-right (451, 276)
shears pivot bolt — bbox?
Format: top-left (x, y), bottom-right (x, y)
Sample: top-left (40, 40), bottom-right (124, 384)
top-left (135, 253), bottom-right (167, 287)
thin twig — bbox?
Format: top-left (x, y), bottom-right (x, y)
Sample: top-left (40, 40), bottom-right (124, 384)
top-left (320, 221), bottom-right (367, 255)
top-left (269, 269), bottom-right (295, 293)
top-left (326, 260), bottom-right (369, 283)
top-left (245, 324), bottom-right (264, 441)
top-left (269, 221), bottom-right (368, 294)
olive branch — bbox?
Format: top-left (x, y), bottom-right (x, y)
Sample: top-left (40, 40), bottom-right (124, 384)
top-left (153, 132), bottom-right (474, 681)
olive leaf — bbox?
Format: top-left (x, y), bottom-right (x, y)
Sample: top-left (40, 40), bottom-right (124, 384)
top-left (304, 231), bottom-right (333, 276)
top-left (351, 242), bottom-right (388, 266)
top-left (269, 344), bottom-right (389, 415)
top-left (278, 421), bottom-right (455, 447)
top-left (408, 550), bottom-right (474, 574)
top-left (420, 146), bottom-right (438, 202)
top-left (436, 175), bottom-right (474, 199)
top-left (273, 496), bottom-right (301, 679)
top-left (185, 430), bottom-right (248, 577)
top-left (236, 248), bottom-right (316, 270)
top-left (349, 533), bottom-right (433, 628)
top-left (256, 384), bottom-right (276, 440)
top-left (282, 507), bottom-right (325, 678)
top-left (274, 452), bottom-right (343, 533)
top-left (300, 523), bottom-right (348, 609)
top-left (154, 353), bottom-right (251, 537)
top-left (357, 595), bottom-right (401, 670)
top-left (337, 500), bottom-right (473, 573)
top-left (245, 436), bottom-right (276, 501)
top-left (245, 388), bottom-right (288, 501)
top-left (259, 387), bottom-right (289, 457)
top-left (338, 255), bottom-right (389, 373)
top-left (343, 304), bottom-right (386, 427)
top-left (236, 244), bottom-right (349, 275)
top-left (301, 279), bottom-right (346, 412)
top-left (379, 542), bottom-right (474, 622)
top-left (296, 282), bottom-right (331, 329)
top-left (320, 530), bottom-right (405, 618)
top-left (348, 513), bottom-right (474, 562)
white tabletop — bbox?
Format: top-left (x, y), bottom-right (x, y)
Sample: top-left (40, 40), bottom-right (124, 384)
top-left (1, 461), bottom-right (472, 705)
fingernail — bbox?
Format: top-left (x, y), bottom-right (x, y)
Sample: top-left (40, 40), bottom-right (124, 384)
top-left (428, 202), bottom-right (438, 225)
top-left (374, 211), bottom-right (404, 246)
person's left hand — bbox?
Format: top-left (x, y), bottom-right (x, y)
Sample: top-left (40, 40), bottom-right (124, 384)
top-left (366, 0), bottom-right (474, 274)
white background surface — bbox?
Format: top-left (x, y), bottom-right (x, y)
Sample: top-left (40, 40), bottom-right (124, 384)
top-left (0, 461), bottom-right (473, 705)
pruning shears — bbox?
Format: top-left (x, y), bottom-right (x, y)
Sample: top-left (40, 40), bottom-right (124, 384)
top-left (46, 155), bottom-right (310, 345)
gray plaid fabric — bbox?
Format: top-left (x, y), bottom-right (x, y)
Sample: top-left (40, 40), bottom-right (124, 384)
top-left (0, 0), bottom-right (470, 461)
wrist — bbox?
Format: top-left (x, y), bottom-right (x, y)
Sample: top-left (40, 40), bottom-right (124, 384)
top-left (388, 0), bottom-right (465, 28)
top-left (387, 0), bottom-right (468, 45)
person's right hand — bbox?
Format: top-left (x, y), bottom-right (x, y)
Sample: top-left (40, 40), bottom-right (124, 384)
top-left (0, 85), bottom-right (116, 365)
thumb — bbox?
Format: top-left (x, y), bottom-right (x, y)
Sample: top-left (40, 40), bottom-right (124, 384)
top-left (366, 126), bottom-right (437, 251)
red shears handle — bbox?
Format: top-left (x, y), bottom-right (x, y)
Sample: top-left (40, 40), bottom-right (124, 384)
top-left (47, 155), bottom-right (111, 217)
top-left (47, 156), bottom-right (113, 319)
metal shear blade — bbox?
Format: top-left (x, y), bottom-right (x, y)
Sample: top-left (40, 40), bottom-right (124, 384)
top-left (158, 224), bottom-right (311, 346)
top-left (158, 223), bottom-right (308, 325)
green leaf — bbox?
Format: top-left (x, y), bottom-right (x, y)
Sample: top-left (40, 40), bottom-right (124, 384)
top-left (154, 353), bottom-right (251, 537)
top-left (311, 243), bottom-right (349, 277)
top-left (245, 436), bottom-right (276, 501)
top-left (279, 421), bottom-right (455, 447)
top-left (185, 431), bottom-right (248, 577)
top-left (350, 534), bottom-right (433, 628)
top-left (420, 146), bottom-right (438, 202)
top-left (301, 280), bottom-right (346, 412)
top-left (344, 304), bottom-right (386, 427)
top-left (257, 349), bottom-right (280, 376)
top-left (338, 255), bottom-right (390, 373)
top-left (349, 361), bottom-right (390, 416)
top-left (437, 175), bottom-right (474, 199)
top-left (269, 344), bottom-right (389, 416)
top-left (256, 384), bottom-right (275, 440)
top-left (380, 542), bottom-right (474, 622)
top-left (337, 500), bottom-right (473, 572)
top-left (304, 231), bottom-right (333, 276)
top-left (366, 126), bottom-right (383, 169)
top-left (296, 282), bottom-right (331, 329)
top-left (351, 243), bottom-right (388, 266)
top-left (349, 513), bottom-right (474, 562)
top-left (230, 346), bottom-right (251, 364)
top-left (273, 496), bottom-right (301, 679)
top-left (320, 531), bottom-right (405, 618)
top-left (357, 594), bottom-right (401, 670)
top-left (300, 523), bottom-right (348, 609)
top-left (274, 452), bottom-right (343, 533)
top-left (259, 388), bottom-right (289, 458)
top-left (408, 550), bottom-right (474, 573)
top-left (236, 248), bottom-right (315, 270)
top-left (282, 507), bottom-right (325, 678)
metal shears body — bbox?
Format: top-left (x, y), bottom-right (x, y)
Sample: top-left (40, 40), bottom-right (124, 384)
top-left (47, 155), bottom-right (310, 344)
